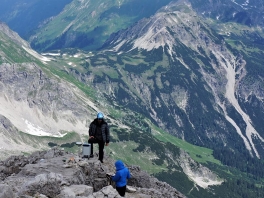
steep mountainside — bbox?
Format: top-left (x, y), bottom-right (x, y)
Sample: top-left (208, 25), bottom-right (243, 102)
top-left (0, 21), bottom-right (94, 157)
top-left (190, 0), bottom-right (264, 26)
top-left (102, 0), bottom-right (264, 159)
top-left (28, 0), bottom-right (173, 52)
top-left (0, 0), bottom-right (72, 39)
top-left (0, 0), bottom-right (173, 52)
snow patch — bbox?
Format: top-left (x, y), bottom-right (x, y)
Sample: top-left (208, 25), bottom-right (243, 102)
top-left (41, 52), bottom-right (60, 56)
top-left (24, 119), bottom-right (64, 137)
top-left (22, 46), bottom-right (51, 63)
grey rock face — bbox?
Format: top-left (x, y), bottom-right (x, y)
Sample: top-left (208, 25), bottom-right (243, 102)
top-left (0, 147), bottom-right (186, 198)
top-left (58, 185), bottom-right (93, 198)
top-left (0, 115), bottom-right (17, 133)
top-left (0, 62), bottom-right (94, 147)
top-left (0, 62), bottom-right (88, 118)
top-left (0, 148), bottom-right (65, 181)
top-left (0, 22), bottom-right (30, 48)
top-left (0, 184), bottom-right (15, 198)
top-left (19, 172), bottom-right (64, 197)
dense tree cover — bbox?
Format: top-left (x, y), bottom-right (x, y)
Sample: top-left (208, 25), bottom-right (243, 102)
top-left (213, 148), bottom-right (264, 179)
top-left (155, 165), bottom-right (264, 198)
top-left (155, 158), bottom-right (264, 198)
top-left (211, 164), bottom-right (264, 198)
top-left (215, 180), bottom-right (264, 198)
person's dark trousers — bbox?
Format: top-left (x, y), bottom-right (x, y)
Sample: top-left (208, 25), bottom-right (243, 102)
top-left (116, 185), bottom-right (126, 197)
top-left (88, 138), bottom-right (105, 161)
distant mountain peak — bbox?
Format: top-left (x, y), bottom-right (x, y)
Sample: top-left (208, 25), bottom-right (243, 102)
top-left (104, 1), bottom-right (204, 56)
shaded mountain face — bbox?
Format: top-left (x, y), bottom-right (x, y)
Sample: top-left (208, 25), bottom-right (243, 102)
top-left (0, 0), bottom-right (73, 39)
top-left (189, 0), bottom-right (264, 26)
top-left (28, 0), bottom-right (173, 52)
top-left (3, 0), bottom-right (169, 51)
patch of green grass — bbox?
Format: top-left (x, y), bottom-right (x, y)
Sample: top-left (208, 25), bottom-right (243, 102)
top-left (149, 123), bottom-right (222, 165)
top-left (42, 62), bottom-right (96, 100)
top-left (106, 141), bottom-right (168, 174)
top-left (18, 131), bottom-right (82, 148)
top-left (0, 34), bottom-right (37, 63)
top-left (103, 68), bottom-right (119, 79)
top-left (108, 107), bottom-right (125, 119)
top-left (21, 152), bottom-right (30, 156)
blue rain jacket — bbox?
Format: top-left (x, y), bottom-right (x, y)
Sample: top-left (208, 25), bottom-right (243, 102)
top-left (111, 160), bottom-right (131, 187)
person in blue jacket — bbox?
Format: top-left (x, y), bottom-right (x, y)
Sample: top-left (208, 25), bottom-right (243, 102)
top-left (111, 160), bottom-right (131, 197)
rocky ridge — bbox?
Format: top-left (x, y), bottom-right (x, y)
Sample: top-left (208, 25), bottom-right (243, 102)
top-left (0, 147), bottom-right (186, 198)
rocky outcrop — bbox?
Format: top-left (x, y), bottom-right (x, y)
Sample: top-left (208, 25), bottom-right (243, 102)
top-left (0, 22), bottom-right (30, 48)
top-left (0, 62), bottom-right (92, 138)
top-left (0, 115), bottom-right (18, 135)
top-left (178, 150), bottom-right (223, 188)
top-left (0, 147), bottom-right (186, 198)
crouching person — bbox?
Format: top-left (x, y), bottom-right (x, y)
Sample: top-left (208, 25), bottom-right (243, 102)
top-left (111, 160), bottom-right (131, 197)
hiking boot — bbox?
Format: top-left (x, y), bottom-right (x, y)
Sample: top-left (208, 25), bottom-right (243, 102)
top-left (90, 154), bottom-right (94, 158)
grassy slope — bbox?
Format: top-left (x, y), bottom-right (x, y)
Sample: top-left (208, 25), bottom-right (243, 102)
top-left (150, 122), bottom-right (221, 165)
top-left (31, 0), bottom-right (132, 50)
top-left (0, 32), bottom-right (35, 64)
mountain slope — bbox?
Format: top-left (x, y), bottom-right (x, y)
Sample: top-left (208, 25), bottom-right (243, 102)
top-left (0, 0), bottom-right (72, 39)
top-left (189, 0), bottom-right (264, 26)
top-left (1, 1), bottom-right (264, 197)
top-left (36, 1), bottom-right (264, 196)
top-left (0, 21), bottom-right (95, 157)
top-left (27, 0), bottom-right (173, 52)
top-left (0, 21), bottom-right (227, 198)
top-left (101, 0), bottom-right (264, 158)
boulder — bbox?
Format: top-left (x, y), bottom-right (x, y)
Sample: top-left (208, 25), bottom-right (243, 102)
top-left (57, 185), bottom-right (93, 198)
top-left (18, 172), bottom-right (63, 197)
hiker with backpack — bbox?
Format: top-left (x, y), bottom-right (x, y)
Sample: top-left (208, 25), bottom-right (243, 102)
top-left (111, 160), bottom-right (131, 197)
top-left (88, 112), bottom-right (110, 163)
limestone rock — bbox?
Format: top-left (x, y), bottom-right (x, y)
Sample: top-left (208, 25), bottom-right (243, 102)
top-left (18, 172), bottom-right (64, 197)
top-left (0, 184), bottom-right (15, 198)
top-left (57, 185), bottom-right (93, 198)
top-left (0, 147), bottom-right (186, 198)
top-left (126, 185), bottom-right (137, 193)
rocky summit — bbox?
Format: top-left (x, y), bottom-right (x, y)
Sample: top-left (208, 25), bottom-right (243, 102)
top-left (0, 147), bottom-right (185, 198)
